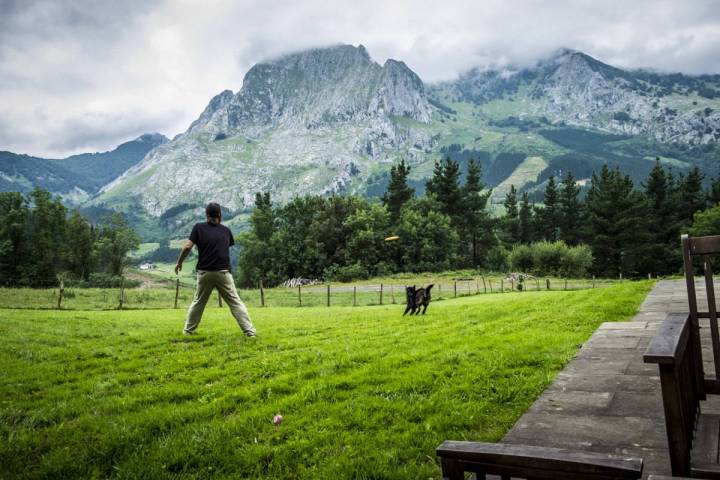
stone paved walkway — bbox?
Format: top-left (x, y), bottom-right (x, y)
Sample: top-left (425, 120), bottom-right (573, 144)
top-left (502, 279), bottom-right (715, 478)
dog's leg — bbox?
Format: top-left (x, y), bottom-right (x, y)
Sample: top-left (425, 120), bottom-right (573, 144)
top-left (422, 303), bottom-right (428, 314)
top-left (403, 305), bottom-right (411, 315)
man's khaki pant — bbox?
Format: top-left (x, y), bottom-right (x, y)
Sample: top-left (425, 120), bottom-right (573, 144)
top-left (184, 270), bottom-right (256, 336)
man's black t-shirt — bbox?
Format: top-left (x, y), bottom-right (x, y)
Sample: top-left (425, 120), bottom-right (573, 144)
top-left (189, 222), bottom-right (235, 271)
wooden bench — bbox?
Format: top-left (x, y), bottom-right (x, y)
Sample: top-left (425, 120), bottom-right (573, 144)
top-left (436, 441), bottom-right (643, 479)
top-left (643, 234), bottom-right (720, 478)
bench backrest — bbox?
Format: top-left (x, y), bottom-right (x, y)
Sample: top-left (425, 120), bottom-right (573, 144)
top-left (682, 233), bottom-right (720, 389)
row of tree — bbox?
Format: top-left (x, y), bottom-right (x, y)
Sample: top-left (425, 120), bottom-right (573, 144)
top-left (237, 157), bottom-right (719, 286)
top-left (0, 189), bottom-right (140, 287)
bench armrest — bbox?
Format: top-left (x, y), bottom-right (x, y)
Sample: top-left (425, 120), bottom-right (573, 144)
top-left (436, 441), bottom-right (643, 479)
top-left (643, 313), bottom-right (691, 365)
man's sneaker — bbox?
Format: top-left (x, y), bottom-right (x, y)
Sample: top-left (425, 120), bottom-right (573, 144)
top-left (183, 330), bottom-right (196, 335)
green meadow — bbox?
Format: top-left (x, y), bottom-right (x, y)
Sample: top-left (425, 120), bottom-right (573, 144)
top-left (0, 281), bottom-right (652, 479)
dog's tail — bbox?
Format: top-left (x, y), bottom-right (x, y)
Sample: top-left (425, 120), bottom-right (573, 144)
top-left (425, 284), bottom-right (434, 293)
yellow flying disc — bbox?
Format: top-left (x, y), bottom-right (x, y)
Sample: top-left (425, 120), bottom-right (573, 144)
top-left (384, 235), bottom-right (400, 241)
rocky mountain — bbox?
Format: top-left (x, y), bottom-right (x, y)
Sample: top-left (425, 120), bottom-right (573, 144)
top-left (99, 45), bottom-right (433, 218)
top-left (0, 133), bottom-right (167, 203)
top-left (86, 45), bottom-right (720, 234)
top-left (435, 49), bottom-right (720, 144)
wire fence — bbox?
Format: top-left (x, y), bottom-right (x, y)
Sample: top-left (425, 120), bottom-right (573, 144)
top-left (0, 275), bottom-right (624, 311)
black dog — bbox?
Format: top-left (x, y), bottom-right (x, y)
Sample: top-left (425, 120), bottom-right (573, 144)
top-left (403, 284), bottom-right (434, 315)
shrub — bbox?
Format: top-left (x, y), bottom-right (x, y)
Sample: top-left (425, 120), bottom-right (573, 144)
top-left (509, 244), bottom-right (533, 272)
top-left (561, 245), bottom-right (593, 277)
top-left (486, 246), bottom-right (509, 272)
top-left (323, 263), bottom-right (369, 282)
top-left (531, 241), bottom-right (566, 276)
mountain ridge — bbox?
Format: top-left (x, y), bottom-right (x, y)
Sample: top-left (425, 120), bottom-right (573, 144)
top-left (0, 133), bottom-right (168, 203)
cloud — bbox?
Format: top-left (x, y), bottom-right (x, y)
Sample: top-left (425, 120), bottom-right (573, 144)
top-left (1, 0), bottom-right (719, 157)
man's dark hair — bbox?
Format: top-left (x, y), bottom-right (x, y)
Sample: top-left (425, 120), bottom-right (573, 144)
top-left (206, 202), bottom-right (222, 219)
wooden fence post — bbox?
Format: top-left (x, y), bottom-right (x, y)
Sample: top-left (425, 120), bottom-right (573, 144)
top-left (391, 284), bottom-right (395, 304)
top-left (501, 279), bottom-right (504, 292)
top-left (298, 285), bottom-right (302, 306)
top-left (438, 284), bottom-right (442, 299)
top-left (592, 275), bottom-right (596, 288)
top-left (353, 286), bottom-right (356, 306)
top-left (510, 278), bottom-right (514, 291)
top-left (489, 280), bottom-right (492, 293)
top-left (326, 284), bottom-right (330, 307)
top-left (118, 275), bottom-right (125, 310)
top-left (476, 280), bottom-right (480, 294)
top-left (174, 278), bottom-right (180, 309)
top-left (482, 276), bottom-right (487, 293)
top-left (564, 279), bottom-right (568, 290)
top-left (57, 279), bottom-right (64, 309)
top-left (454, 281), bottom-right (457, 298)
top-left (546, 278), bottom-right (550, 290)
top-left (380, 283), bottom-right (383, 305)
top-left (260, 279), bottom-right (265, 307)
top-left (536, 278), bottom-right (540, 291)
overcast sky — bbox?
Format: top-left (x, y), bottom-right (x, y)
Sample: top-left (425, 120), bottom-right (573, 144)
top-left (2, 0), bottom-right (720, 158)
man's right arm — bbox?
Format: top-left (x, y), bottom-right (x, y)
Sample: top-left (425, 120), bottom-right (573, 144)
top-left (175, 240), bottom-right (194, 275)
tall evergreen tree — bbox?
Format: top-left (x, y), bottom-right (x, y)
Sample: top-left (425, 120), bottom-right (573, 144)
top-left (709, 175), bottom-right (720, 206)
top-left (542, 176), bottom-right (561, 241)
top-left (585, 166), bottom-right (649, 277)
top-left (678, 167), bottom-right (706, 226)
top-left (642, 160), bottom-right (678, 274)
top-left (382, 159), bottom-right (414, 222)
top-left (461, 159), bottom-right (493, 266)
top-left (0, 192), bottom-right (27, 285)
top-left (503, 185), bottom-right (520, 245)
top-left (425, 157), bottom-right (462, 225)
top-left (518, 192), bottom-right (534, 244)
top-left (559, 171), bottom-right (582, 245)
top-left (251, 192), bottom-right (275, 242)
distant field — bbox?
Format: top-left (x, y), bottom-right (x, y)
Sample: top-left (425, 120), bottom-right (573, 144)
top-left (0, 273), bottom-right (619, 310)
top-left (0, 281), bottom-right (652, 479)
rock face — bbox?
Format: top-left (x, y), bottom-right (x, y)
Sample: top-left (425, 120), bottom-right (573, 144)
top-left (101, 45), bottom-right (434, 216)
top-left (98, 45), bottom-right (720, 221)
top-left (438, 49), bottom-right (720, 145)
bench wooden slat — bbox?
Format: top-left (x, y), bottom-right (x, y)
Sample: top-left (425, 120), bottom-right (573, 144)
top-left (687, 235), bottom-right (720, 256)
top-left (436, 441), bottom-right (643, 479)
top-left (644, 313), bottom-right (691, 365)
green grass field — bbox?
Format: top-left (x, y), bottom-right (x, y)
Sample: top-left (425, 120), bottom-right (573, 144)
top-left (0, 281), bottom-right (653, 479)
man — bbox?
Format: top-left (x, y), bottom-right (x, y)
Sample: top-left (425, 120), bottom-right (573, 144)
top-left (175, 202), bottom-right (256, 337)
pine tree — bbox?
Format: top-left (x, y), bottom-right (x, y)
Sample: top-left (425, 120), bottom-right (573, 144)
top-left (425, 157), bottom-right (462, 225)
top-left (559, 171), bottom-right (582, 245)
top-left (503, 185), bottom-right (520, 245)
top-left (678, 167), bottom-right (706, 226)
top-left (585, 166), bottom-right (649, 277)
top-left (642, 159), bottom-right (677, 274)
top-left (382, 159), bottom-right (414, 222)
top-left (461, 159), bottom-right (493, 266)
top-left (542, 176), bottom-right (561, 241)
top-left (251, 192), bottom-right (275, 242)
top-left (518, 192), bottom-right (534, 244)
top-left (709, 175), bottom-right (720, 206)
